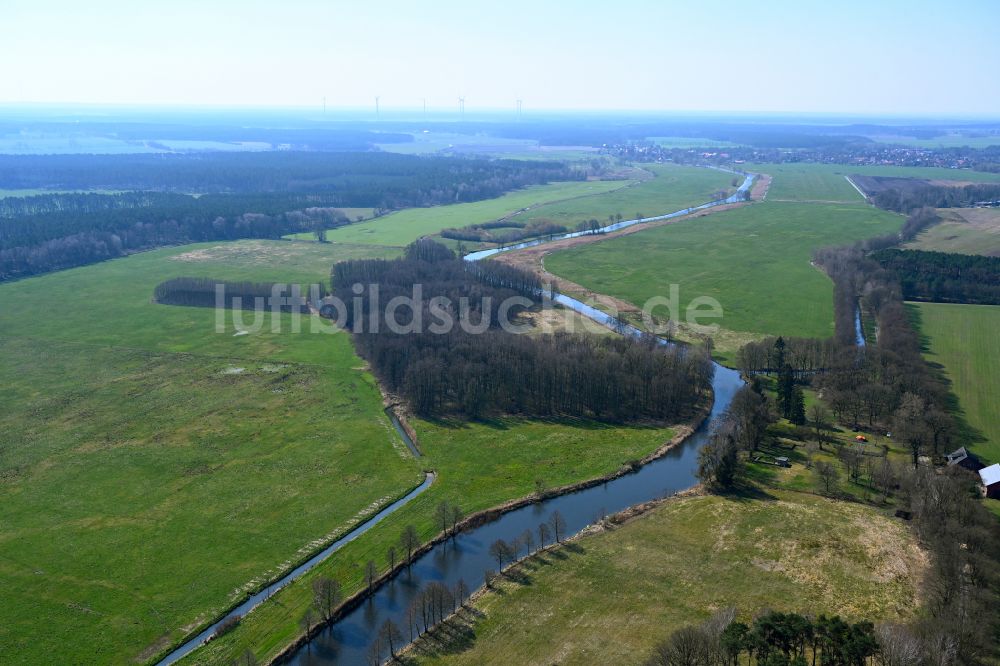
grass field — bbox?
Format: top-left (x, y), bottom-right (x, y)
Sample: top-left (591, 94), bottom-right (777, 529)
top-left (904, 208), bottom-right (1000, 256)
top-left (913, 302), bottom-right (1000, 464)
top-left (408, 488), bottom-right (925, 666)
top-left (748, 163), bottom-right (1000, 203)
top-left (867, 133), bottom-right (1000, 149)
top-left (313, 180), bottom-right (630, 246)
top-left (309, 164), bottom-right (734, 249)
top-left (0, 240), bottom-right (425, 663)
top-left (0, 236), bottom-right (684, 664)
top-left (514, 164), bottom-right (735, 228)
top-left (543, 201), bottom-right (902, 352)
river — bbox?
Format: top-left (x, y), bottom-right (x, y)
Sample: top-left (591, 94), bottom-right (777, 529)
top-left (287, 171), bottom-right (754, 665)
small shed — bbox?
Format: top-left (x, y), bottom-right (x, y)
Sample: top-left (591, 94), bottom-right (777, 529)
top-left (979, 464), bottom-right (1000, 499)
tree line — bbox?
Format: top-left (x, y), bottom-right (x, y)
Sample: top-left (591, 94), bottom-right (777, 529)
top-left (153, 277), bottom-right (312, 313)
top-left (645, 608), bottom-right (880, 666)
top-left (0, 151), bottom-right (576, 195)
top-left (331, 240), bottom-right (713, 422)
top-left (868, 181), bottom-right (1000, 213)
top-left (871, 248), bottom-right (1000, 305)
top-left (440, 218), bottom-right (569, 245)
top-left (0, 153), bottom-right (578, 280)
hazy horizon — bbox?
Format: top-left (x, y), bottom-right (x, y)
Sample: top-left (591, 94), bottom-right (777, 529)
top-left (4, 0), bottom-right (999, 115)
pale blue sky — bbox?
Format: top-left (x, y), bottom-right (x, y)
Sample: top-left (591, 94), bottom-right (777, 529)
top-left (3, 0), bottom-right (998, 114)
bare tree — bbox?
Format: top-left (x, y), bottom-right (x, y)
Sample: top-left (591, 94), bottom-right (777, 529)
top-left (311, 576), bottom-right (341, 622)
top-left (484, 568), bottom-right (497, 590)
top-left (455, 578), bottom-right (470, 608)
top-left (520, 528), bottom-right (535, 555)
top-left (435, 500), bottom-right (452, 535)
top-left (489, 539), bottom-right (510, 570)
top-left (365, 560), bottom-right (378, 595)
top-left (379, 618), bottom-right (404, 659)
top-left (299, 608), bottom-right (315, 647)
top-left (449, 504), bottom-right (463, 536)
top-left (400, 525), bottom-right (419, 566)
top-left (537, 522), bottom-right (551, 548)
top-left (365, 637), bottom-right (383, 666)
top-left (548, 510), bottom-right (567, 543)
top-left (816, 461), bottom-right (839, 496)
top-left (387, 545), bottom-right (397, 572)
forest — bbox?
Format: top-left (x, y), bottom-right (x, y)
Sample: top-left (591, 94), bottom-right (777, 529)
top-left (871, 248), bottom-right (1000, 304)
top-left (0, 154), bottom-right (578, 280)
top-left (0, 151), bottom-right (576, 194)
top-left (330, 240), bottom-right (713, 421)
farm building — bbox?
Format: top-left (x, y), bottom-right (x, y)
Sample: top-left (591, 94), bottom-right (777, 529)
top-left (945, 446), bottom-right (983, 471)
top-left (979, 464), bottom-right (1000, 499)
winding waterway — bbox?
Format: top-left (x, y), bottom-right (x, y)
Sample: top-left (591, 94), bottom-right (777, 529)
top-left (286, 171), bottom-right (755, 665)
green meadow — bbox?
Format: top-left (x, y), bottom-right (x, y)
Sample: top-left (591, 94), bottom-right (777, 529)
top-left (913, 302), bottom-right (1000, 464)
top-left (0, 237), bottom-right (681, 664)
top-left (307, 180), bottom-right (631, 246)
top-left (544, 201), bottom-right (902, 358)
top-left (514, 164), bottom-right (735, 227)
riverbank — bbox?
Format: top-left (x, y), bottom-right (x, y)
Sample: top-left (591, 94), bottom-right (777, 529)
top-left (267, 400), bottom-right (710, 665)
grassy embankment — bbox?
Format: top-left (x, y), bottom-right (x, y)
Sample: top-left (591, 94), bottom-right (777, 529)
top-left (0, 236), bottom-right (680, 664)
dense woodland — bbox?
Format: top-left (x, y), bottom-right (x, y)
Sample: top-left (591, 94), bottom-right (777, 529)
top-left (331, 240), bottom-right (712, 421)
top-left (871, 248), bottom-right (1000, 304)
top-left (0, 151), bottom-right (576, 194)
top-left (0, 153), bottom-right (577, 281)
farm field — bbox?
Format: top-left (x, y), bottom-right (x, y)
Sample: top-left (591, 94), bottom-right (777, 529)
top-left (407, 488), bottom-right (926, 666)
top-left (904, 207), bottom-right (1000, 256)
top-left (913, 302), bottom-right (1000, 464)
top-left (312, 180), bottom-right (630, 246)
top-left (0, 236), bottom-right (682, 664)
top-left (310, 164), bottom-right (734, 248)
top-left (866, 133), bottom-right (1000, 149)
top-left (747, 162), bottom-right (1000, 202)
top-left (543, 201), bottom-right (902, 356)
top-left (515, 163), bottom-right (735, 228)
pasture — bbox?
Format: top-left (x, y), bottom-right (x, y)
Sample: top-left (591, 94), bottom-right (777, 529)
top-left (515, 164), bottom-right (735, 227)
top-left (914, 302), bottom-right (1000, 463)
top-left (905, 207), bottom-right (1000, 256)
top-left (748, 162), bottom-right (1000, 203)
top-left (0, 240), bottom-right (424, 663)
top-left (0, 236), bottom-right (682, 664)
top-left (408, 489), bottom-right (926, 666)
top-left (315, 180), bottom-right (630, 246)
top-left (543, 201), bottom-right (902, 358)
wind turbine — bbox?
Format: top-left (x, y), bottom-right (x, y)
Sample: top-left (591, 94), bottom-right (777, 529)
top-left (375, 96), bottom-right (380, 120)
top-left (516, 98), bottom-right (523, 121)
top-left (458, 96), bottom-right (465, 121)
